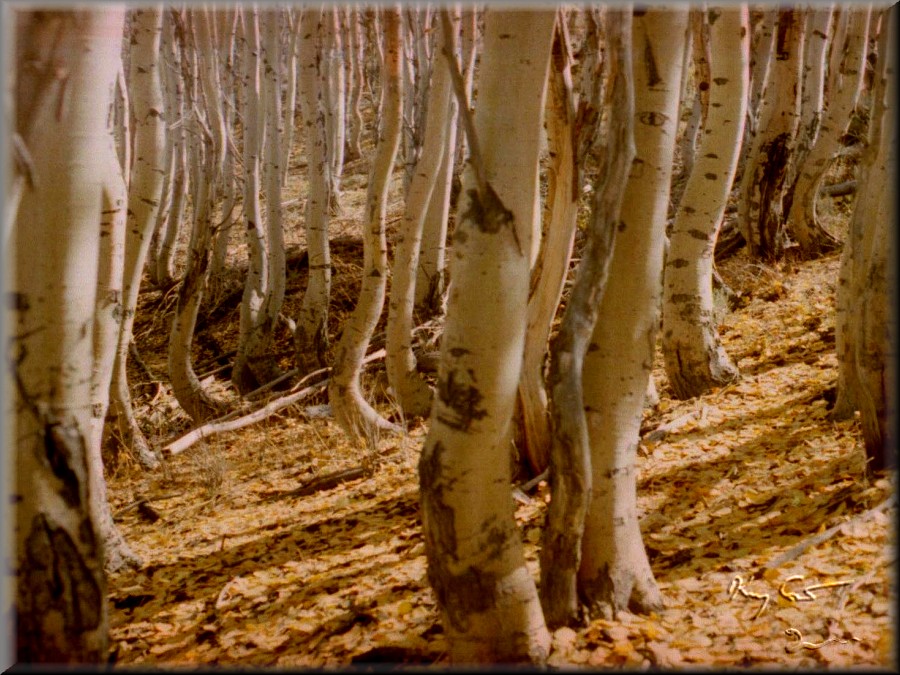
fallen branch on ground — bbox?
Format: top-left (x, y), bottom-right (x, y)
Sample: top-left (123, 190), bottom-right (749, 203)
top-left (163, 349), bottom-right (388, 456)
top-left (763, 496), bottom-right (894, 571)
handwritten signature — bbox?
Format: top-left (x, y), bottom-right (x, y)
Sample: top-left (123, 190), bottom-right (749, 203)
top-left (784, 628), bottom-right (861, 653)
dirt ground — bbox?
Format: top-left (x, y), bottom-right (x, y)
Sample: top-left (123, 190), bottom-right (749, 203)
top-left (104, 123), bottom-right (894, 668)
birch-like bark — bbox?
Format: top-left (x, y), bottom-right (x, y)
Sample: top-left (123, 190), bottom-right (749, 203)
top-left (294, 6), bottom-right (333, 376)
top-left (418, 9), bottom-right (555, 663)
top-left (517, 16), bottom-right (582, 477)
top-left (738, 7), bottom-right (806, 259)
top-left (232, 6), bottom-right (286, 393)
top-left (323, 6), bottom-right (346, 213)
top-left (90, 132), bottom-right (143, 573)
top-left (167, 44), bottom-right (225, 423)
top-left (280, 8), bottom-right (300, 188)
top-left (579, 5), bottom-right (687, 619)
top-left (737, 8), bottom-right (776, 181)
top-left (346, 5), bottom-right (366, 160)
top-left (414, 6), bottom-right (471, 317)
top-left (11, 8), bottom-right (124, 661)
top-left (108, 5), bottom-right (167, 470)
top-left (329, 6), bottom-right (404, 439)
top-left (662, 5), bottom-right (748, 400)
top-left (540, 8), bottom-right (633, 628)
top-left (786, 6), bottom-right (870, 256)
top-left (833, 9), bottom-right (894, 473)
top-left (385, 9), bottom-right (458, 420)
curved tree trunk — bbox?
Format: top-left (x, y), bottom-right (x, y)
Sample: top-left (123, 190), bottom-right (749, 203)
top-left (108, 5), bottom-right (168, 470)
top-left (418, 8), bottom-right (556, 664)
top-left (785, 6), bottom-right (870, 256)
top-left (329, 6), bottom-right (404, 439)
top-left (11, 8), bottom-right (124, 661)
top-left (517, 16), bottom-right (583, 477)
top-left (578, 5), bottom-right (687, 620)
top-left (91, 133), bottom-right (143, 573)
top-left (415, 7), bottom-right (473, 317)
top-left (167, 84), bottom-right (225, 423)
top-left (385, 10), bottom-right (458, 421)
top-left (540, 8), bottom-right (633, 628)
top-left (661, 5), bottom-right (748, 400)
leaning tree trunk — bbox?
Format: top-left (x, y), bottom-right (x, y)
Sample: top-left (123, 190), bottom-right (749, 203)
top-left (10, 8), bottom-right (125, 662)
top-left (418, 8), bottom-right (556, 664)
top-left (166, 73), bottom-right (225, 424)
top-left (785, 6), bottom-right (870, 256)
top-left (108, 5), bottom-right (167, 471)
top-left (738, 7), bottom-right (806, 260)
top-left (539, 8), bottom-right (634, 628)
top-left (414, 6), bottom-right (473, 317)
top-left (329, 6), bottom-right (404, 440)
top-left (578, 5), bottom-right (687, 620)
top-left (385, 9), bottom-right (458, 421)
top-left (517, 15), bottom-right (584, 477)
top-left (294, 6), bottom-right (333, 376)
top-left (90, 131), bottom-right (143, 574)
top-left (661, 5), bottom-right (748, 400)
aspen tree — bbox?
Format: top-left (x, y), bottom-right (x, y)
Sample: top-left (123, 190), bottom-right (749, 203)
top-left (166, 23), bottom-right (226, 423)
top-left (329, 5), bottom-right (404, 439)
top-left (89, 130), bottom-right (143, 573)
top-left (738, 7), bottom-right (806, 259)
top-left (540, 8), bottom-right (633, 627)
top-left (294, 6), bottom-right (333, 375)
top-left (662, 5), bottom-right (748, 400)
top-left (149, 9), bottom-right (187, 291)
top-left (833, 8), bottom-right (894, 473)
top-left (232, 6), bottom-right (286, 394)
top-left (517, 13), bottom-right (587, 476)
top-left (786, 6), bottom-right (870, 256)
top-left (418, 9), bottom-right (556, 663)
top-left (346, 5), bottom-right (366, 161)
top-left (414, 6), bottom-right (472, 317)
top-left (108, 5), bottom-right (167, 469)
top-left (385, 9), bottom-right (459, 420)
top-left (578, 5), bottom-right (687, 618)
top-left (280, 9), bottom-right (300, 188)
top-left (323, 6), bottom-right (346, 213)
top-left (11, 7), bottom-right (124, 661)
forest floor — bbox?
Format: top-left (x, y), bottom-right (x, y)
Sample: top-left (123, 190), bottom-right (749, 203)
top-left (105, 146), bottom-right (895, 669)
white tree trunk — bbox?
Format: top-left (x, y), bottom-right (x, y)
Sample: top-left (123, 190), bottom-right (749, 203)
top-left (418, 9), bottom-right (556, 664)
top-left (323, 6), bottom-right (346, 213)
top-left (385, 10), bottom-right (458, 420)
top-left (540, 8), bottom-right (634, 627)
top-left (833, 9), bottom-right (894, 473)
top-left (579, 5), bottom-right (687, 619)
top-left (738, 7), bottom-right (806, 259)
top-left (108, 5), bottom-right (167, 470)
top-left (329, 6), bottom-right (404, 439)
top-left (785, 6), bottom-right (870, 256)
top-left (294, 6), bottom-right (333, 376)
top-left (11, 8), bottom-right (124, 661)
top-left (662, 5), bottom-right (748, 400)
top-left (232, 6), bottom-right (286, 393)
top-left (517, 16), bottom-right (582, 477)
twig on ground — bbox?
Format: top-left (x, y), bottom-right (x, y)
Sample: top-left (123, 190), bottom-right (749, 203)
top-left (763, 496), bottom-right (894, 571)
